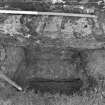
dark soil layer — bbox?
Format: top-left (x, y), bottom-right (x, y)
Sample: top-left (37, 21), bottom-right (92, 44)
top-left (28, 78), bottom-right (83, 95)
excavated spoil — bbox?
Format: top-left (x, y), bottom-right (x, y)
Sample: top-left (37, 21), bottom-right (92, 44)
top-left (0, 12), bottom-right (104, 48)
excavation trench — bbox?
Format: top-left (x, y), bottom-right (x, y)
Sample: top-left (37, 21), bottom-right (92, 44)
top-left (12, 45), bottom-right (94, 95)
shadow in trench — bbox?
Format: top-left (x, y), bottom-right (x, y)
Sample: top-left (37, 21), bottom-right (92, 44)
top-left (27, 78), bottom-right (83, 95)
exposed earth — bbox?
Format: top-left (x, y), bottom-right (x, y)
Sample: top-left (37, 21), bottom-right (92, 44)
top-left (0, 0), bottom-right (105, 105)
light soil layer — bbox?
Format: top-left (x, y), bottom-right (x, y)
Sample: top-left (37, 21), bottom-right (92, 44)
top-left (0, 14), bottom-right (105, 49)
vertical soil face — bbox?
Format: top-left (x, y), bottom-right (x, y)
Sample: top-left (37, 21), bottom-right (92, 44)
top-left (4, 46), bottom-right (25, 78)
top-left (0, 44), bottom-right (25, 78)
top-left (85, 49), bottom-right (105, 78)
